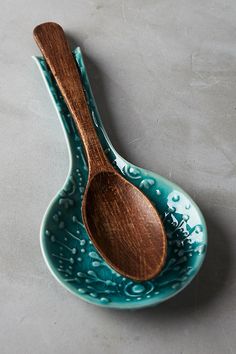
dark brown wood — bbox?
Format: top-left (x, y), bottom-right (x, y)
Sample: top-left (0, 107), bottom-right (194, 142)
top-left (33, 22), bottom-right (108, 175)
top-left (33, 22), bottom-right (167, 281)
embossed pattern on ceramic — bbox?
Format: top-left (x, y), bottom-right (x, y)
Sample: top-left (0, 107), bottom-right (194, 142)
top-left (34, 48), bottom-right (207, 309)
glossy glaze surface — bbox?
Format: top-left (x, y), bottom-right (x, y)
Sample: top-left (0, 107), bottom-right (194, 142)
top-left (34, 48), bottom-right (207, 309)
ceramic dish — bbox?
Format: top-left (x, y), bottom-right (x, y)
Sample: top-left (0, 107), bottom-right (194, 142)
top-left (33, 48), bottom-right (207, 309)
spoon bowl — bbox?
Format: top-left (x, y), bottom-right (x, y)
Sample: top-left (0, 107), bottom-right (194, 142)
top-left (84, 171), bottom-right (166, 281)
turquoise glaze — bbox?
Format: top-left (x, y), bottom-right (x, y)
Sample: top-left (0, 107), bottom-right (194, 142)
top-left (34, 48), bottom-right (207, 309)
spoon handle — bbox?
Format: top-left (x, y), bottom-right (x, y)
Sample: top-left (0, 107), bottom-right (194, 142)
top-left (33, 22), bottom-right (109, 174)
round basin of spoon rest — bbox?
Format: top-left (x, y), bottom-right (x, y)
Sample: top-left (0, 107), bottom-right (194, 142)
top-left (34, 48), bottom-right (207, 309)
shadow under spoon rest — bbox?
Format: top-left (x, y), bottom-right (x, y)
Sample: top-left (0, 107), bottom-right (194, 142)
top-left (33, 25), bottom-right (207, 308)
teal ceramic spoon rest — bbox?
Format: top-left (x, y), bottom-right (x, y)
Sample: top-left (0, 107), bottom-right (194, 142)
top-left (34, 48), bottom-right (207, 309)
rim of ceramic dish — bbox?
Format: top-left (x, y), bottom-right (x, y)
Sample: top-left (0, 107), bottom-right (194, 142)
top-left (39, 176), bottom-right (207, 309)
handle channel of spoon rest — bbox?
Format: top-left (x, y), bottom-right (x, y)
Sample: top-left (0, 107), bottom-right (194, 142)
top-left (33, 22), bottom-right (110, 175)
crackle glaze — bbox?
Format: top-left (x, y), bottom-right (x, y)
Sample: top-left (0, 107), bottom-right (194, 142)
top-left (34, 48), bottom-right (207, 309)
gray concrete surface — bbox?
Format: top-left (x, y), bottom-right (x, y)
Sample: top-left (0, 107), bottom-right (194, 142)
top-left (0, 1), bottom-right (236, 353)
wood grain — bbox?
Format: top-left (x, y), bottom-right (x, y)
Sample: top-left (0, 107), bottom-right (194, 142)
top-left (34, 22), bottom-right (108, 174)
top-left (33, 22), bottom-right (167, 281)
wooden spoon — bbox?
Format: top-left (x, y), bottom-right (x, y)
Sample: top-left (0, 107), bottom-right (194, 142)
top-left (33, 22), bottom-right (167, 281)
